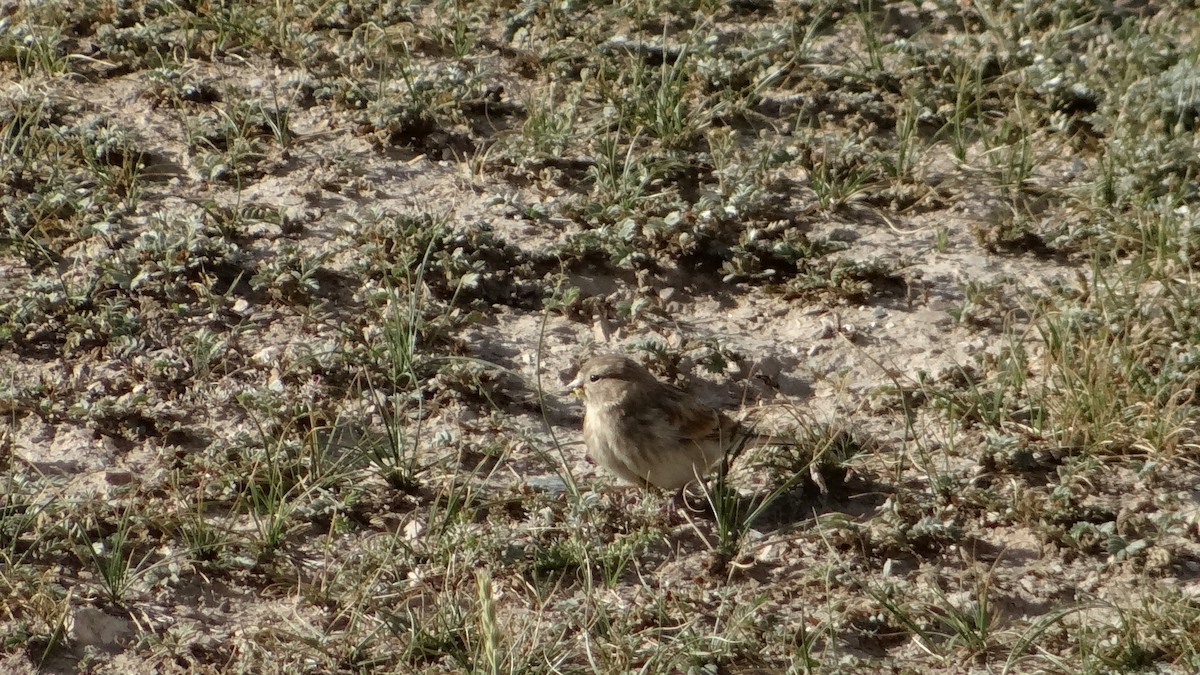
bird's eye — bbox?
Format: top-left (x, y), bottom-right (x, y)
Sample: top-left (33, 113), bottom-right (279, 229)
top-left (589, 374), bottom-right (601, 383)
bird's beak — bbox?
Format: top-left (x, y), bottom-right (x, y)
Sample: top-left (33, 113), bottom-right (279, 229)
top-left (566, 375), bottom-right (584, 397)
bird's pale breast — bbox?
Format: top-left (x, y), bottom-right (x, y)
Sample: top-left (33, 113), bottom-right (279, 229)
top-left (583, 400), bottom-right (719, 490)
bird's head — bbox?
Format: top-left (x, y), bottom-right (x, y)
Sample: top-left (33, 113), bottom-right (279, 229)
top-left (567, 354), bottom-right (659, 405)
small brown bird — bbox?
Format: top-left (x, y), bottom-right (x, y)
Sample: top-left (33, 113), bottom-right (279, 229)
top-left (567, 354), bottom-right (761, 493)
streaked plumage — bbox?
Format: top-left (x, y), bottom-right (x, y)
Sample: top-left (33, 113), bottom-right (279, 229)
top-left (568, 354), bottom-right (756, 490)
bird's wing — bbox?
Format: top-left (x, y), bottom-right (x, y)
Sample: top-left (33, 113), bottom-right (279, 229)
top-left (664, 388), bottom-right (742, 449)
top-left (668, 388), bottom-right (794, 463)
